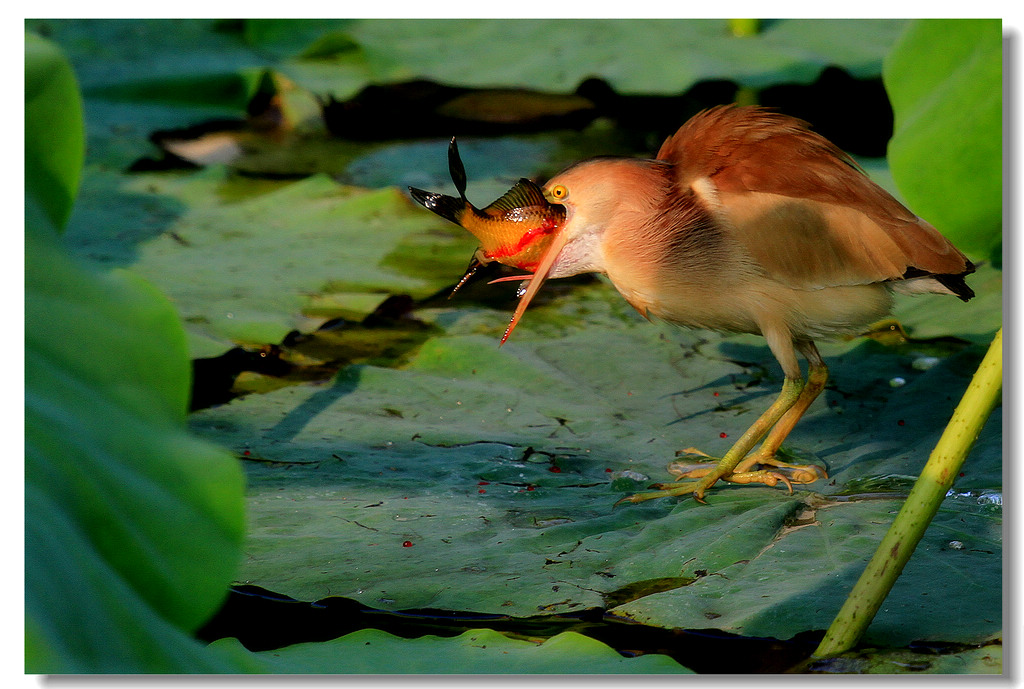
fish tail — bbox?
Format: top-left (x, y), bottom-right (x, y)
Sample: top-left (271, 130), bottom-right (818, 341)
top-left (408, 187), bottom-right (467, 225)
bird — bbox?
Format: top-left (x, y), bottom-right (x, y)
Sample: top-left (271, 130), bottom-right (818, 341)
top-left (489, 104), bottom-right (975, 504)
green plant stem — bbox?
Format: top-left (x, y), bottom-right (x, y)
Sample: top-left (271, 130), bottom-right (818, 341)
top-left (813, 327), bottom-right (1002, 658)
top-left (728, 19), bottom-right (761, 37)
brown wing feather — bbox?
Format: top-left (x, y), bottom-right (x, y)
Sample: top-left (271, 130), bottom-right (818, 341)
top-left (657, 106), bottom-right (974, 292)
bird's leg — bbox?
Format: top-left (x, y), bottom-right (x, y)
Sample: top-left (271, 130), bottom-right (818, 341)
top-left (663, 342), bottom-right (828, 490)
top-left (616, 375), bottom-right (805, 505)
top-left (732, 341), bottom-right (829, 483)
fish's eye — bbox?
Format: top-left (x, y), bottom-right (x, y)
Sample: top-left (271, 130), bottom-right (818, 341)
top-left (549, 184), bottom-right (568, 200)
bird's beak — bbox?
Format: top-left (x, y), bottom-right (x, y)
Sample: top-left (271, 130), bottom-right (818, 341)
top-left (499, 226), bottom-right (570, 345)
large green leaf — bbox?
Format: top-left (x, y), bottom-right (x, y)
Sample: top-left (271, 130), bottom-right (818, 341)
top-left (25, 483), bottom-right (243, 673)
top-left (25, 188), bottom-right (250, 673)
top-left (106, 173), bottom-right (477, 354)
top-left (209, 629), bottom-right (691, 673)
top-left (190, 269), bottom-right (1001, 646)
top-left (25, 32), bottom-right (84, 230)
top-left (884, 19), bottom-right (1001, 262)
top-left (39, 18), bottom-right (907, 100)
top-left (277, 19), bottom-right (907, 97)
top-left (32, 18), bottom-right (907, 172)
top-left (615, 496), bottom-right (1001, 646)
top-left (25, 36), bottom-right (247, 673)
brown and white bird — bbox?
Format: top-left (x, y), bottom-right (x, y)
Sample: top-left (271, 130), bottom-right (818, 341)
top-left (489, 105), bottom-right (975, 503)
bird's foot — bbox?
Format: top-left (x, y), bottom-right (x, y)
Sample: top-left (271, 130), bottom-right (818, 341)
top-left (752, 456), bottom-right (828, 484)
top-left (667, 448), bottom-right (828, 485)
top-left (738, 449), bottom-right (829, 484)
top-left (614, 479), bottom-right (704, 507)
top-left (664, 447), bottom-right (719, 479)
top-left (613, 448), bottom-right (827, 506)
top-left (614, 468), bottom-right (794, 506)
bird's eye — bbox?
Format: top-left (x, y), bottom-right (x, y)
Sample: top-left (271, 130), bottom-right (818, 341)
top-left (549, 184), bottom-right (568, 200)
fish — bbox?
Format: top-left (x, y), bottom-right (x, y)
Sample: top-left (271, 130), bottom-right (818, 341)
top-left (409, 137), bottom-right (565, 298)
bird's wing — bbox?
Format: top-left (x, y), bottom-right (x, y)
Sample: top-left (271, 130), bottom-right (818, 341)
top-left (657, 106), bottom-right (972, 292)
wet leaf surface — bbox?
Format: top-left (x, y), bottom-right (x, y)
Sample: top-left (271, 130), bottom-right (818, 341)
top-left (187, 269), bottom-right (1001, 647)
top-left (803, 640), bottom-right (1001, 674)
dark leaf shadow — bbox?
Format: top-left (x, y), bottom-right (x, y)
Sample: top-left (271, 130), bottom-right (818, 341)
top-left (266, 367), bottom-right (362, 443)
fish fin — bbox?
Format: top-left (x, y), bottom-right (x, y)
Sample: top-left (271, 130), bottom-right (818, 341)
top-left (483, 178), bottom-right (549, 214)
top-left (488, 274), bottom-right (534, 284)
top-left (449, 257), bottom-right (483, 298)
top-left (409, 187), bottom-right (466, 225)
top-left (448, 136), bottom-right (469, 201)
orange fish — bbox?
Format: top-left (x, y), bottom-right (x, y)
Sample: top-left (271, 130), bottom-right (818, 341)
top-left (409, 137), bottom-right (565, 300)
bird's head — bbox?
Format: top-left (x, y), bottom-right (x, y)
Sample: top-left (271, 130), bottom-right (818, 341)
top-left (498, 157), bottom-right (671, 343)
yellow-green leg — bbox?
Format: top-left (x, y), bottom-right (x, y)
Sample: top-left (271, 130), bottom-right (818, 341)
top-left (616, 375), bottom-right (805, 506)
top-left (731, 343), bottom-right (830, 483)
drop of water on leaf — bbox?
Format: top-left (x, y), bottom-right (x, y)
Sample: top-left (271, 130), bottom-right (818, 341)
top-left (912, 356), bottom-right (941, 371)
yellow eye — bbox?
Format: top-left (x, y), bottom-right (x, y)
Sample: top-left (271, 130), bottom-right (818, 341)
top-left (549, 184), bottom-right (568, 200)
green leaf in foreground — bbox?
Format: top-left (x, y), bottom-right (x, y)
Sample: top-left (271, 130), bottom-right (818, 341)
top-left (884, 19), bottom-right (1001, 262)
top-left (25, 198), bottom-right (248, 672)
top-left (25, 32), bottom-right (84, 230)
top-left (24, 34), bottom-right (247, 672)
top-left (209, 629), bottom-right (691, 674)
